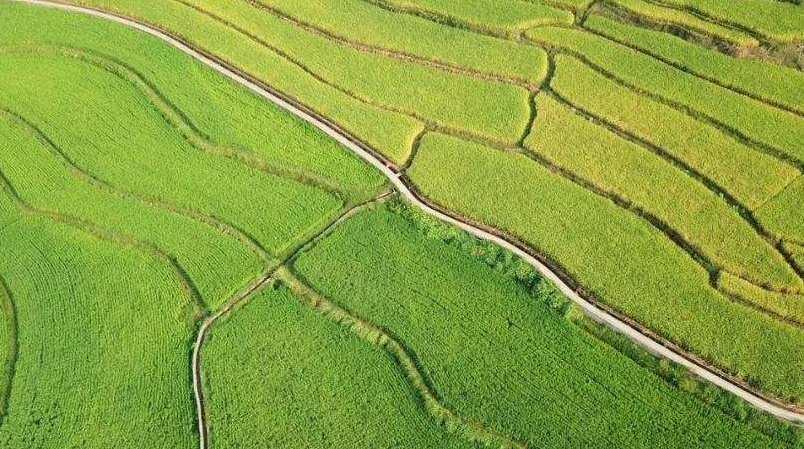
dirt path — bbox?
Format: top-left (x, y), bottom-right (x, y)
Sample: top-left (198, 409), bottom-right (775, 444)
top-left (8, 2), bottom-right (804, 447)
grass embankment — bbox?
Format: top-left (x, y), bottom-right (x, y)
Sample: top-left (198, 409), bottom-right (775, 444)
top-left (0, 194), bottom-right (197, 448)
top-left (290, 202), bottom-right (795, 449)
top-left (407, 133), bottom-right (804, 403)
top-left (202, 285), bottom-right (477, 449)
top-left (548, 54), bottom-right (799, 210)
top-left (584, 15), bottom-right (804, 115)
top-left (525, 94), bottom-right (800, 293)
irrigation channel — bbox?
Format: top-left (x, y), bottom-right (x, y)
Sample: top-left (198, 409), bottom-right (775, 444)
top-left (9, 1), bottom-right (804, 447)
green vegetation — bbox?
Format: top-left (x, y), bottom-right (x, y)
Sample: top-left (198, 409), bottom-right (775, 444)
top-left (0, 194), bottom-right (197, 448)
top-left (549, 54), bottom-right (799, 209)
top-left (408, 132), bottom-right (804, 402)
top-left (248, 0), bottom-right (547, 84)
top-left (756, 177), bottom-right (804, 241)
top-left (291, 202), bottom-right (793, 449)
top-left (527, 25), bottom-right (804, 164)
top-left (601, 0), bottom-right (758, 46)
top-left (526, 94), bottom-right (800, 291)
top-left (203, 284), bottom-right (475, 449)
top-left (718, 272), bottom-right (804, 324)
top-left (657, 0), bottom-right (804, 43)
top-left (359, 0), bottom-right (574, 35)
top-left (585, 14), bottom-right (804, 115)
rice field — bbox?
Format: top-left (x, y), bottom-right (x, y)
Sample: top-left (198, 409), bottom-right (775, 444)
top-left (2, 0), bottom-right (804, 447)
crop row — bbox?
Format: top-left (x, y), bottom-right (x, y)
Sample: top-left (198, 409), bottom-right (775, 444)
top-left (290, 203), bottom-right (792, 448)
top-left (357, 0), bottom-right (574, 36)
top-left (548, 54), bottom-right (798, 210)
top-left (525, 93), bottom-right (800, 292)
top-left (202, 284), bottom-right (475, 449)
top-left (526, 25), bottom-right (804, 166)
top-left (601, 0), bottom-right (758, 46)
top-left (0, 193), bottom-right (197, 448)
top-left (406, 132), bottom-right (804, 402)
top-left (655, 0), bottom-right (804, 43)
top-left (718, 272), bottom-right (804, 325)
top-left (584, 14), bottom-right (804, 116)
top-left (246, 0), bottom-right (545, 85)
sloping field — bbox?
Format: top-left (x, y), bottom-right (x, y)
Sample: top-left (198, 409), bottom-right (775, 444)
top-left (2, 0), bottom-right (804, 447)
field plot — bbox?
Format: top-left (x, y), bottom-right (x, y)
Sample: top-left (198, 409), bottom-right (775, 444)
top-left (0, 194), bottom-right (197, 448)
top-left (3, 0), bottom-right (804, 447)
top-left (202, 285), bottom-right (477, 449)
top-left (288, 203), bottom-right (793, 449)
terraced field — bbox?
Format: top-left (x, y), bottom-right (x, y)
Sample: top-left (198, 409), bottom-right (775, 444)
top-left (2, 0), bottom-right (804, 447)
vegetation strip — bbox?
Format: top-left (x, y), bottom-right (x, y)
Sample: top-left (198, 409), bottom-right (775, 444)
top-left (10, 0), bottom-right (804, 434)
top-left (0, 276), bottom-right (16, 429)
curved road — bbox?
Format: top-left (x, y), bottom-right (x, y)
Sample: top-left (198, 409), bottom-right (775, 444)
top-left (9, 0), bottom-right (804, 444)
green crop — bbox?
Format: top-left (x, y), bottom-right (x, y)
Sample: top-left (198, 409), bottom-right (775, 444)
top-left (292, 203), bottom-right (793, 449)
top-left (0, 195), bottom-right (197, 448)
top-left (603, 0), bottom-right (758, 46)
top-left (549, 54), bottom-right (799, 209)
top-left (657, 0), bottom-right (804, 43)
top-left (247, 0), bottom-right (548, 84)
top-left (408, 132), bottom-right (804, 402)
top-left (585, 15), bottom-right (804, 115)
top-left (203, 285), bottom-right (475, 449)
top-left (756, 177), bottom-right (804, 242)
top-left (527, 25), bottom-right (804, 164)
top-left (526, 94), bottom-right (800, 291)
top-left (719, 272), bottom-right (804, 325)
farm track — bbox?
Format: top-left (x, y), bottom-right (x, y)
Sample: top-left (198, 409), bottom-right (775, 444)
top-left (8, 2), bottom-right (804, 447)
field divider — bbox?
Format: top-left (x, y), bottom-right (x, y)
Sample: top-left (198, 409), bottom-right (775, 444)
top-left (522, 37), bottom-right (804, 172)
top-left (0, 167), bottom-right (209, 318)
top-left (546, 89), bottom-right (804, 294)
top-left (0, 43), bottom-right (360, 200)
top-left (242, 0), bottom-right (537, 90)
top-left (579, 15), bottom-right (804, 118)
top-left (11, 0), bottom-right (804, 430)
top-left (276, 266), bottom-right (532, 449)
top-left (0, 275), bottom-right (17, 432)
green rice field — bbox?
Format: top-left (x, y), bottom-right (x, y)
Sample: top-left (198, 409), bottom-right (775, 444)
top-left (1, 0), bottom-right (803, 447)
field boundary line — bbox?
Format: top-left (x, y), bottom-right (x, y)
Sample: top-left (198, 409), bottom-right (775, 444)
top-left (242, 0), bottom-right (537, 89)
top-left (10, 0), bottom-right (804, 433)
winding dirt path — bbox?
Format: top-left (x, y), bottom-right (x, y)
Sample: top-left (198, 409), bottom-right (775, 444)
top-left (8, 3), bottom-right (804, 449)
